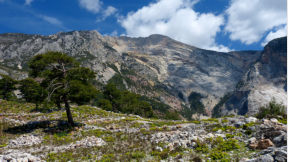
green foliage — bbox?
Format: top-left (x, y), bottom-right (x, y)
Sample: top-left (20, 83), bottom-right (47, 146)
top-left (209, 149), bottom-right (226, 160)
top-left (242, 122), bottom-right (255, 130)
top-left (212, 93), bottom-right (231, 118)
top-left (221, 119), bottom-right (228, 123)
top-left (218, 139), bottom-right (240, 151)
top-left (195, 140), bottom-right (209, 153)
top-left (107, 74), bottom-right (127, 91)
top-left (101, 83), bottom-right (155, 118)
top-left (188, 92), bottom-right (205, 114)
top-left (28, 51), bottom-right (98, 125)
top-left (212, 125), bottom-right (236, 132)
top-left (0, 74), bottom-right (18, 100)
top-left (279, 118), bottom-right (287, 124)
top-left (131, 151), bottom-right (145, 159)
top-left (255, 98), bottom-right (286, 119)
top-left (163, 111), bottom-right (180, 120)
top-left (97, 99), bottom-right (112, 111)
top-left (202, 118), bottom-right (219, 123)
top-left (19, 78), bottom-right (47, 109)
top-left (225, 134), bottom-right (234, 139)
top-left (139, 95), bottom-right (170, 113)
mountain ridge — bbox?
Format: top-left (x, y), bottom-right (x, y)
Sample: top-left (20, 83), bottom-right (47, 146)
top-left (0, 30), bottom-right (286, 119)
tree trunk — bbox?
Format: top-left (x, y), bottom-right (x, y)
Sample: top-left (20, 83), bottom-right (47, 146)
top-left (63, 94), bottom-right (74, 126)
top-left (57, 102), bottom-right (61, 110)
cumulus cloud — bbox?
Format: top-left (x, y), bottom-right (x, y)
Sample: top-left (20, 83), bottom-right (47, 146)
top-left (261, 25), bottom-right (287, 46)
top-left (79, 0), bottom-right (102, 14)
top-left (118, 0), bottom-right (231, 52)
top-left (97, 6), bottom-right (117, 22)
top-left (24, 0), bottom-right (34, 5)
top-left (225, 0), bottom-right (287, 45)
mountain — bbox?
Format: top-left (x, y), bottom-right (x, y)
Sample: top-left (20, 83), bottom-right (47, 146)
top-left (0, 30), bottom-right (286, 119)
top-left (221, 37), bottom-right (287, 116)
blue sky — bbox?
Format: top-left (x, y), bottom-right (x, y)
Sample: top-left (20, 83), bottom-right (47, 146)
top-left (0, 0), bottom-right (286, 52)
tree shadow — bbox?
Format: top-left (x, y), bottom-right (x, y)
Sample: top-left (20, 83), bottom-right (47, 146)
top-left (29, 108), bottom-right (59, 113)
top-left (3, 120), bottom-right (83, 135)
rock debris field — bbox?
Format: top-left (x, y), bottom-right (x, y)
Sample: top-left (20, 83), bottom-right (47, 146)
top-left (0, 102), bottom-right (287, 162)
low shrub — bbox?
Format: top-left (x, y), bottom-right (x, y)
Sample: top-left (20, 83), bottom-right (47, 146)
top-left (255, 99), bottom-right (286, 119)
top-left (209, 149), bottom-right (226, 160)
top-left (195, 140), bottom-right (209, 153)
top-left (225, 134), bottom-right (234, 138)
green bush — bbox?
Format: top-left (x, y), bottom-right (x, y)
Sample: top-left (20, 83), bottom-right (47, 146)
top-left (131, 151), bottom-right (145, 159)
top-left (97, 99), bottom-right (113, 111)
top-left (209, 149), bottom-right (226, 160)
top-left (225, 134), bottom-right (234, 138)
top-left (242, 122), bottom-right (255, 130)
top-left (195, 140), bottom-right (209, 153)
top-left (255, 99), bottom-right (286, 119)
top-left (221, 119), bottom-right (228, 123)
top-left (279, 118), bottom-right (287, 124)
top-left (217, 139), bottom-right (240, 151)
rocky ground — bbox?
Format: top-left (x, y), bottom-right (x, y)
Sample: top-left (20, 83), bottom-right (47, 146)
top-left (0, 100), bottom-right (287, 162)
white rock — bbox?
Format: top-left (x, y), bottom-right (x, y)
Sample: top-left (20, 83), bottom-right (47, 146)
top-left (207, 133), bottom-right (214, 138)
top-left (246, 117), bottom-right (258, 123)
top-left (270, 118), bottom-right (278, 123)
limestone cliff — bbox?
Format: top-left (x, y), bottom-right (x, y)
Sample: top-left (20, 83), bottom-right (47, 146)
top-left (222, 37), bottom-right (287, 116)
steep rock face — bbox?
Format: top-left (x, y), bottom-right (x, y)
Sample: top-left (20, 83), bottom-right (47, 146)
top-left (0, 31), bottom-right (122, 79)
top-left (108, 35), bottom-right (261, 113)
top-left (222, 37), bottom-right (287, 116)
top-left (1, 31), bottom-right (284, 117)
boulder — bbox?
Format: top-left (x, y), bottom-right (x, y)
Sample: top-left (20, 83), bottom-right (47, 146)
top-left (273, 133), bottom-right (287, 147)
top-left (249, 143), bottom-right (258, 149)
top-left (246, 117), bottom-right (258, 123)
top-left (260, 119), bottom-right (270, 124)
top-left (207, 133), bottom-right (214, 138)
top-left (258, 139), bottom-right (274, 149)
top-left (215, 134), bottom-right (225, 138)
top-left (248, 137), bottom-right (257, 144)
top-left (274, 150), bottom-right (287, 162)
top-left (155, 146), bottom-right (163, 152)
top-left (270, 118), bottom-right (278, 123)
top-left (254, 154), bottom-right (274, 162)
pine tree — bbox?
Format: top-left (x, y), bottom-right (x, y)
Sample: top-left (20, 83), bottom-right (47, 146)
top-left (28, 51), bottom-right (98, 126)
top-left (19, 78), bottom-right (47, 109)
top-left (0, 74), bottom-right (18, 100)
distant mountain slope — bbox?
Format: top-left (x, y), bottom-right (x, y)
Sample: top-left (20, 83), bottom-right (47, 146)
top-left (0, 31), bottom-right (285, 119)
top-left (220, 37), bottom-right (287, 116)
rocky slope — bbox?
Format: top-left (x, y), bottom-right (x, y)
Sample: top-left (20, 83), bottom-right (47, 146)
top-left (222, 37), bottom-right (287, 116)
top-left (0, 31), bottom-right (286, 118)
top-left (0, 100), bottom-right (287, 162)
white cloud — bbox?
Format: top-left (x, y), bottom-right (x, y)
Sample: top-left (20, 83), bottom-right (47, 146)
top-left (42, 16), bottom-right (63, 26)
top-left (225, 0), bottom-right (287, 45)
top-left (79, 0), bottom-right (102, 14)
top-left (261, 25), bottom-right (287, 46)
top-left (103, 6), bottom-right (117, 20)
top-left (103, 30), bottom-right (118, 37)
top-left (97, 6), bottom-right (117, 22)
top-left (118, 0), bottom-right (232, 52)
top-left (24, 0), bottom-right (34, 5)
